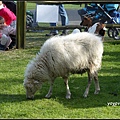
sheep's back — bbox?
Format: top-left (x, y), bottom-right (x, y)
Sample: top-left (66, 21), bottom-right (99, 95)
top-left (36, 32), bottom-right (103, 76)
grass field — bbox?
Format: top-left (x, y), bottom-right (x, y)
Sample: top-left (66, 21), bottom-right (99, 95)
top-left (0, 30), bottom-right (120, 118)
top-left (0, 2), bottom-right (120, 119)
top-left (26, 2), bottom-right (82, 10)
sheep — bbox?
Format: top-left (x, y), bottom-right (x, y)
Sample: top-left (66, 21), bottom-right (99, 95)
top-left (23, 32), bottom-right (103, 100)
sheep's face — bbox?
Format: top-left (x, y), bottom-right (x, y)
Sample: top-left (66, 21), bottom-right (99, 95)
top-left (23, 79), bottom-right (41, 100)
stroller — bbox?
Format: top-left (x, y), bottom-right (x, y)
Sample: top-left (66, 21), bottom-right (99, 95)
top-left (78, 4), bottom-right (120, 40)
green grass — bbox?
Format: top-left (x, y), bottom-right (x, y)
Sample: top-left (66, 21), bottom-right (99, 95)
top-left (0, 2), bottom-right (120, 119)
top-left (0, 30), bottom-right (120, 118)
top-left (26, 2), bottom-right (82, 10)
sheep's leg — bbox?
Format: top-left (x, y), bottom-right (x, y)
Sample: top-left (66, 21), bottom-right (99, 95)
top-left (45, 80), bottom-right (54, 98)
top-left (83, 71), bottom-right (93, 98)
top-left (93, 72), bottom-right (100, 94)
top-left (63, 77), bottom-right (71, 99)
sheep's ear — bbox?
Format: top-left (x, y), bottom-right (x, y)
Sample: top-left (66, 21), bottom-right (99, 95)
top-left (34, 80), bottom-right (39, 84)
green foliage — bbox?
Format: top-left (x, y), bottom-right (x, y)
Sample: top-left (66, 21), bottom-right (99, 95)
top-left (0, 31), bottom-right (120, 118)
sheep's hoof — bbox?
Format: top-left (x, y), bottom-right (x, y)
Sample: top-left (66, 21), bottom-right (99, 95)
top-left (66, 94), bottom-right (71, 99)
top-left (83, 93), bottom-right (88, 98)
top-left (83, 95), bottom-right (88, 98)
top-left (94, 90), bottom-right (100, 94)
top-left (45, 93), bottom-right (52, 98)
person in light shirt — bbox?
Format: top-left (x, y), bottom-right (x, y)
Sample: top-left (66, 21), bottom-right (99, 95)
top-left (0, 16), bottom-right (16, 51)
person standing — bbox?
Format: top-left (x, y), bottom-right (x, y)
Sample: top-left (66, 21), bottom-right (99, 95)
top-left (46, 4), bottom-right (69, 36)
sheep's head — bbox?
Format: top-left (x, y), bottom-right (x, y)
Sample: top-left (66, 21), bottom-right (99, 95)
top-left (23, 79), bottom-right (41, 100)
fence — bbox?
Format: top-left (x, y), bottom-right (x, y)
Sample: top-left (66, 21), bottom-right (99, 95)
top-left (16, 1), bottom-right (120, 49)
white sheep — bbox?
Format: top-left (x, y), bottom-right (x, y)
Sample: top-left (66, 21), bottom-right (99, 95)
top-left (23, 32), bottom-right (103, 99)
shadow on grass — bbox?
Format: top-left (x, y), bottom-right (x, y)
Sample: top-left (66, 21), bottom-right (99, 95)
top-left (103, 51), bottom-right (120, 62)
top-left (0, 94), bottom-right (27, 103)
top-left (100, 67), bottom-right (120, 75)
top-left (54, 78), bottom-right (119, 109)
top-left (25, 33), bottom-right (48, 49)
top-left (35, 75), bottom-right (120, 108)
top-left (104, 40), bottom-right (120, 45)
top-left (1, 75), bottom-right (119, 109)
top-left (0, 73), bottom-right (119, 109)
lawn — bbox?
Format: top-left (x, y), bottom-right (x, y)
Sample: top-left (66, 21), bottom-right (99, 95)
top-left (0, 2), bottom-right (120, 119)
top-left (0, 30), bottom-right (120, 119)
top-left (26, 2), bottom-right (82, 10)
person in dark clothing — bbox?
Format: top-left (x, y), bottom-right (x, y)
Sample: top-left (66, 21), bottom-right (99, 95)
top-left (2, 1), bottom-right (16, 15)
